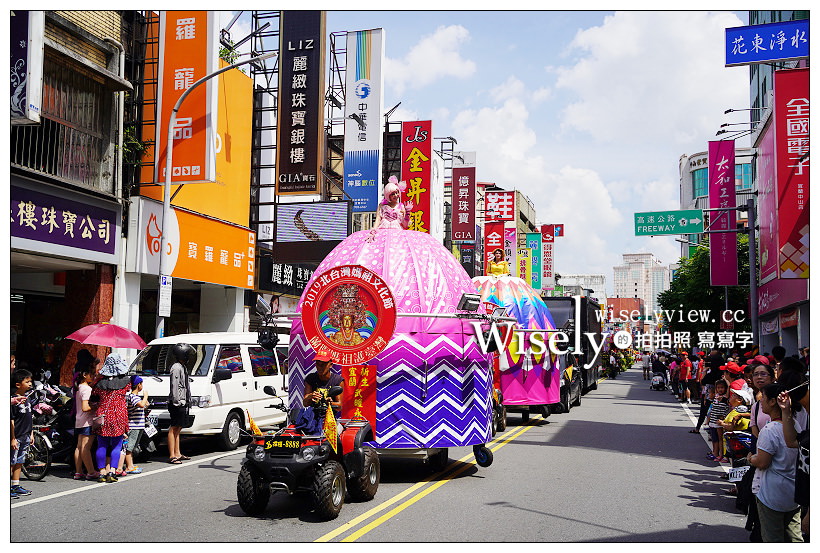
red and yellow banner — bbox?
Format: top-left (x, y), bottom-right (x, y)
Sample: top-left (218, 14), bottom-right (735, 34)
top-left (484, 221), bottom-right (504, 274)
top-left (341, 364), bottom-right (377, 436)
top-left (401, 121), bottom-right (432, 233)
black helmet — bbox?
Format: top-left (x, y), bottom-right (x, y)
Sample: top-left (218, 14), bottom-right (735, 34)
top-left (171, 343), bottom-right (194, 363)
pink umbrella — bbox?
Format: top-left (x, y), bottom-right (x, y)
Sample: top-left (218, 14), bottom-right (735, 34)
top-left (66, 323), bottom-right (147, 350)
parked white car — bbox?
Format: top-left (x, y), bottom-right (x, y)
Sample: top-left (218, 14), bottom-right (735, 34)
top-left (129, 328), bottom-right (291, 450)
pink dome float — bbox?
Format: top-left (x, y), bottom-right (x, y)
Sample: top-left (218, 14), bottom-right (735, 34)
top-left (288, 229), bottom-right (494, 449)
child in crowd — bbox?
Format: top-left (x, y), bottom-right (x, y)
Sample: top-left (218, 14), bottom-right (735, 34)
top-left (720, 388), bottom-right (752, 432)
top-left (11, 369), bottom-right (34, 499)
top-left (123, 375), bottom-right (149, 474)
top-left (706, 379), bottom-right (731, 462)
top-left (73, 366), bottom-right (99, 480)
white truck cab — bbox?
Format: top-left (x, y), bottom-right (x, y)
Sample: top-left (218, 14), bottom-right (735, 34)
top-left (129, 327), bottom-right (290, 450)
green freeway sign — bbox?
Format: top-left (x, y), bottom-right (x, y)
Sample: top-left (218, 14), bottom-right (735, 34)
top-left (634, 209), bottom-right (704, 236)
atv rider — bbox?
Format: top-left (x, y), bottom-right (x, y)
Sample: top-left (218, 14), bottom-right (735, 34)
top-left (303, 351), bottom-right (344, 418)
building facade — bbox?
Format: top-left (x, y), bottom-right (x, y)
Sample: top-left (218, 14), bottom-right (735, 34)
top-left (612, 253), bottom-right (671, 319)
top-left (10, 10), bottom-right (133, 384)
top-left (555, 274), bottom-right (606, 304)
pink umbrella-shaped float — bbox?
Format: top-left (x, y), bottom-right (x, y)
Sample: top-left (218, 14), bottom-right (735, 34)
top-left (66, 323), bottom-right (147, 350)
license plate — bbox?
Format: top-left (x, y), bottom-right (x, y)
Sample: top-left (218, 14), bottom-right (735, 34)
top-left (728, 465), bottom-right (750, 482)
top-left (264, 437), bottom-right (302, 454)
top-left (144, 423), bottom-right (158, 438)
top-left (147, 414), bottom-right (159, 426)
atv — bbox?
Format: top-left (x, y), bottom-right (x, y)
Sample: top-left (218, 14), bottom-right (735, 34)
top-left (236, 385), bottom-right (379, 520)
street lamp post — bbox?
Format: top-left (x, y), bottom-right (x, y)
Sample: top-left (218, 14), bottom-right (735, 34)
top-left (156, 51), bottom-right (277, 339)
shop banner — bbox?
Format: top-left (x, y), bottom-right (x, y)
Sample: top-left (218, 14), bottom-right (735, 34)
top-left (10, 10), bottom-right (44, 125)
top-left (761, 317), bottom-right (780, 335)
top-left (553, 224), bottom-right (564, 237)
top-left (526, 233), bottom-right (542, 290)
top-left (774, 68), bottom-right (809, 278)
top-left (504, 228), bottom-right (517, 273)
top-left (757, 275), bottom-right (808, 317)
top-left (541, 224), bottom-right (555, 242)
top-left (343, 28), bottom-right (385, 212)
top-left (452, 163), bottom-right (476, 240)
top-left (484, 221), bottom-right (504, 274)
top-left (155, 11), bottom-right (218, 184)
top-left (11, 181), bottom-right (119, 264)
top-left (725, 19), bottom-right (809, 67)
top-left (708, 140), bottom-right (737, 286)
top-left (779, 309), bottom-right (798, 328)
top-left (261, 260), bottom-right (316, 297)
top-left (517, 248), bottom-right (531, 282)
top-left (341, 365), bottom-right (377, 435)
top-left (276, 11), bottom-right (326, 195)
top-left (459, 242), bottom-right (476, 277)
top-left (401, 120), bottom-right (433, 232)
top-left (128, 197), bottom-right (256, 289)
top-left (485, 190), bottom-right (516, 221)
top-left (757, 120), bottom-right (778, 282)
top-left (542, 242), bottom-right (555, 287)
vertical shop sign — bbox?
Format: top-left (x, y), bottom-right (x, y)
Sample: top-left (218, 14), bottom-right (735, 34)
top-left (155, 11), bottom-right (218, 184)
top-left (343, 29), bottom-right (385, 212)
top-left (504, 228), bottom-right (517, 274)
top-left (10, 11), bottom-right (44, 124)
top-left (483, 222), bottom-right (504, 274)
top-left (553, 224), bottom-right (564, 237)
top-left (526, 233), bottom-right (542, 290)
top-left (518, 248), bottom-right (531, 282)
top-left (757, 118), bottom-right (778, 283)
top-left (451, 164), bottom-right (476, 240)
top-left (774, 68), bottom-right (809, 278)
top-left (542, 227), bottom-right (555, 287)
top-left (459, 243), bottom-right (476, 277)
top-left (276, 11), bottom-right (326, 195)
top-left (708, 140), bottom-right (737, 286)
top-left (401, 121), bottom-right (432, 232)
top-left (485, 191), bottom-right (516, 221)
top-left (341, 365), bottom-right (377, 436)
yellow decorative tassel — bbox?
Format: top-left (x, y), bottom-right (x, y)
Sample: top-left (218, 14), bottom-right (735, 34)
top-left (246, 409), bottom-right (262, 436)
top-left (323, 404), bottom-right (338, 453)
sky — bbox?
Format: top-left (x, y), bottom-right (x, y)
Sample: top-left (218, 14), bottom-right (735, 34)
top-left (223, 9), bottom-right (753, 295)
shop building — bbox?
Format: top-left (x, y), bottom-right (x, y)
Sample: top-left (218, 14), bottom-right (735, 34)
top-left (10, 11), bottom-right (132, 384)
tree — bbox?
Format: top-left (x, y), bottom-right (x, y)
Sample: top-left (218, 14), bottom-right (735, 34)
top-left (657, 233), bottom-right (751, 338)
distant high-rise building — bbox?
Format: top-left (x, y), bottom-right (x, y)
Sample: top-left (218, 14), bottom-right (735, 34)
top-left (612, 253), bottom-right (671, 317)
top-left (555, 274), bottom-right (606, 304)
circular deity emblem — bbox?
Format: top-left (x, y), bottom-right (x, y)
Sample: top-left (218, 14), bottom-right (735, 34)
top-left (302, 265), bottom-right (396, 365)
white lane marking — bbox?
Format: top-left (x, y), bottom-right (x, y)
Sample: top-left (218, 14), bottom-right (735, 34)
top-left (681, 401), bottom-right (731, 474)
top-left (11, 449), bottom-right (245, 509)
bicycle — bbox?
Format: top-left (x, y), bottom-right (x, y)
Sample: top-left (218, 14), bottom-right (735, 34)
top-left (22, 429), bottom-right (52, 481)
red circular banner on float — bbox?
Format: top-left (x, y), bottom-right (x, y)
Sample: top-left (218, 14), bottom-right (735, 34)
top-left (301, 265), bottom-right (397, 365)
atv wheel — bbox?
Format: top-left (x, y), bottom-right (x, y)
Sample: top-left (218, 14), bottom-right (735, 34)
top-left (312, 461), bottom-right (346, 520)
top-left (237, 464), bottom-right (270, 516)
top-left (347, 446), bottom-right (380, 502)
top-left (473, 445), bottom-right (494, 467)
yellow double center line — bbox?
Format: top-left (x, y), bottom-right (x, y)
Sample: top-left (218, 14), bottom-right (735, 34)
top-left (316, 415), bottom-right (544, 542)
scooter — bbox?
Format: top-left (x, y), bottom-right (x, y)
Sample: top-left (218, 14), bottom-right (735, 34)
top-left (237, 385), bottom-right (379, 520)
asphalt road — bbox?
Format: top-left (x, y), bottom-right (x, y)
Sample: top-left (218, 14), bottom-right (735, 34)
top-left (11, 365), bottom-right (750, 542)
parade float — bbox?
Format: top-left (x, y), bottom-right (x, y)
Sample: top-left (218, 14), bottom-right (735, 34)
top-left (285, 228), bottom-right (502, 469)
top-left (472, 275), bottom-right (567, 423)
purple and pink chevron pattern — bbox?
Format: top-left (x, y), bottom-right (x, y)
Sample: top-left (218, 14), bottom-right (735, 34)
top-left (287, 229), bottom-right (494, 448)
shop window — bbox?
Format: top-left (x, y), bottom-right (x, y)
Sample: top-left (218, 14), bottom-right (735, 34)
top-left (692, 168), bottom-right (708, 198)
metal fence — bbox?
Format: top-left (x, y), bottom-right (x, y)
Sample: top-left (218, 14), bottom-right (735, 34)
top-left (10, 52), bottom-right (113, 193)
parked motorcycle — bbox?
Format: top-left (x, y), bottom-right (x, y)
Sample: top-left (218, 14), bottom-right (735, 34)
top-left (237, 386), bottom-right (379, 520)
top-left (23, 381), bottom-right (75, 480)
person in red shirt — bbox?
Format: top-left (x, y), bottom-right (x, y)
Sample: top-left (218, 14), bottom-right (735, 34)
top-left (679, 352), bottom-right (694, 405)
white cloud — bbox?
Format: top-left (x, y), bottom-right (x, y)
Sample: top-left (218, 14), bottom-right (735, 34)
top-left (554, 11), bottom-right (747, 147)
top-left (384, 25), bottom-right (477, 95)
